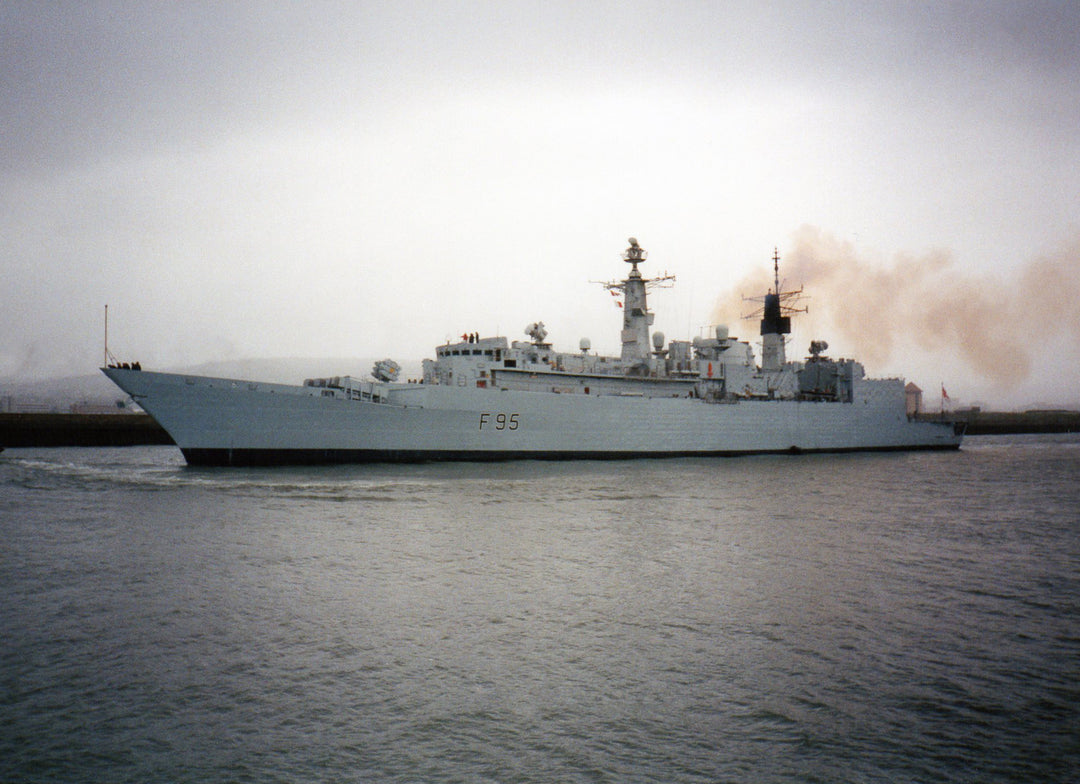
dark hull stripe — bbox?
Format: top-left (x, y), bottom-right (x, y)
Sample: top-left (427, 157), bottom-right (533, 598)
top-left (181, 443), bottom-right (962, 467)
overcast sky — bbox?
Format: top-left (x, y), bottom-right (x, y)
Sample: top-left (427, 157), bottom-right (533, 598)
top-left (2, 1), bottom-right (1078, 408)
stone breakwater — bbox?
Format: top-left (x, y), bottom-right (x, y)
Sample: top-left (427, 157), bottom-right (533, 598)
top-left (920, 409), bottom-right (1080, 435)
top-left (0, 413), bottom-right (173, 447)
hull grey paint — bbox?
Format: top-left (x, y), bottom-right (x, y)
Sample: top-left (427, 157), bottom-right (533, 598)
top-left (103, 366), bottom-right (962, 465)
top-left (102, 240), bottom-right (963, 465)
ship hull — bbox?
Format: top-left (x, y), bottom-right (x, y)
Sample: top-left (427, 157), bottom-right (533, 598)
top-left (181, 442), bottom-right (959, 466)
top-left (104, 368), bottom-right (963, 466)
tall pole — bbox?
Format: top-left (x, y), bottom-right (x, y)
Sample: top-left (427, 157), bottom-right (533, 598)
top-left (104, 304), bottom-right (108, 367)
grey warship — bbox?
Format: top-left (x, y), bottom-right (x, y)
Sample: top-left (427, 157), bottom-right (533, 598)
top-left (103, 239), bottom-right (963, 465)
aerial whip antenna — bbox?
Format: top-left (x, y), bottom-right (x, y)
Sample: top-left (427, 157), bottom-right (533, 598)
top-left (103, 304), bottom-right (120, 367)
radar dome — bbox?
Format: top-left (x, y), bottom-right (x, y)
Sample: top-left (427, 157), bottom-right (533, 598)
top-left (579, 337), bottom-right (591, 352)
top-left (652, 332), bottom-right (665, 349)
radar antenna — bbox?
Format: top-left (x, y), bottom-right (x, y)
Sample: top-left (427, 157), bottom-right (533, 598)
top-left (601, 238), bottom-right (675, 293)
top-left (621, 237), bottom-right (648, 272)
top-left (742, 247), bottom-right (806, 328)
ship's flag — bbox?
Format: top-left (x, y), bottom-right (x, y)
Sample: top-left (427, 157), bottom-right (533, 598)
top-left (942, 385), bottom-right (950, 401)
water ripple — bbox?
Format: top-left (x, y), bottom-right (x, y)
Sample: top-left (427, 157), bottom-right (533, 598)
top-left (2, 437), bottom-right (1079, 782)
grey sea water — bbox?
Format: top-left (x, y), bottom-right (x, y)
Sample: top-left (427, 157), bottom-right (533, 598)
top-left (2, 436), bottom-right (1078, 783)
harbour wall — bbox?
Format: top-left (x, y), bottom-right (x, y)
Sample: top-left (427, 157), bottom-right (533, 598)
top-left (918, 410), bottom-right (1080, 435)
top-left (0, 413), bottom-right (174, 447)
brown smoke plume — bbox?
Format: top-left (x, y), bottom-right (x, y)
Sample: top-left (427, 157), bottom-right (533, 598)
top-left (710, 225), bottom-right (1080, 389)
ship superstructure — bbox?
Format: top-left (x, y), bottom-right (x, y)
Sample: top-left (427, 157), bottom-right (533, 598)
top-left (103, 239), bottom-right (963, 465)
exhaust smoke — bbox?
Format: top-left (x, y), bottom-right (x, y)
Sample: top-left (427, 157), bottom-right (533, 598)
top-left (709, 225), bottom-right (1080, 390)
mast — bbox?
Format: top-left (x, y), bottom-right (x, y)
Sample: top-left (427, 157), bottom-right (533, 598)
top-left (620, 238), bottom-right (650, 366)
top-left (746, 248), bottom-right (805, 373)
top-left (602, 238), bottom-right (675, 372)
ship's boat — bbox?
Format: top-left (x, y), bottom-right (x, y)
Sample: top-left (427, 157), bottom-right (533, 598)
top-left (103, 239), bottom-right (963, 465)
